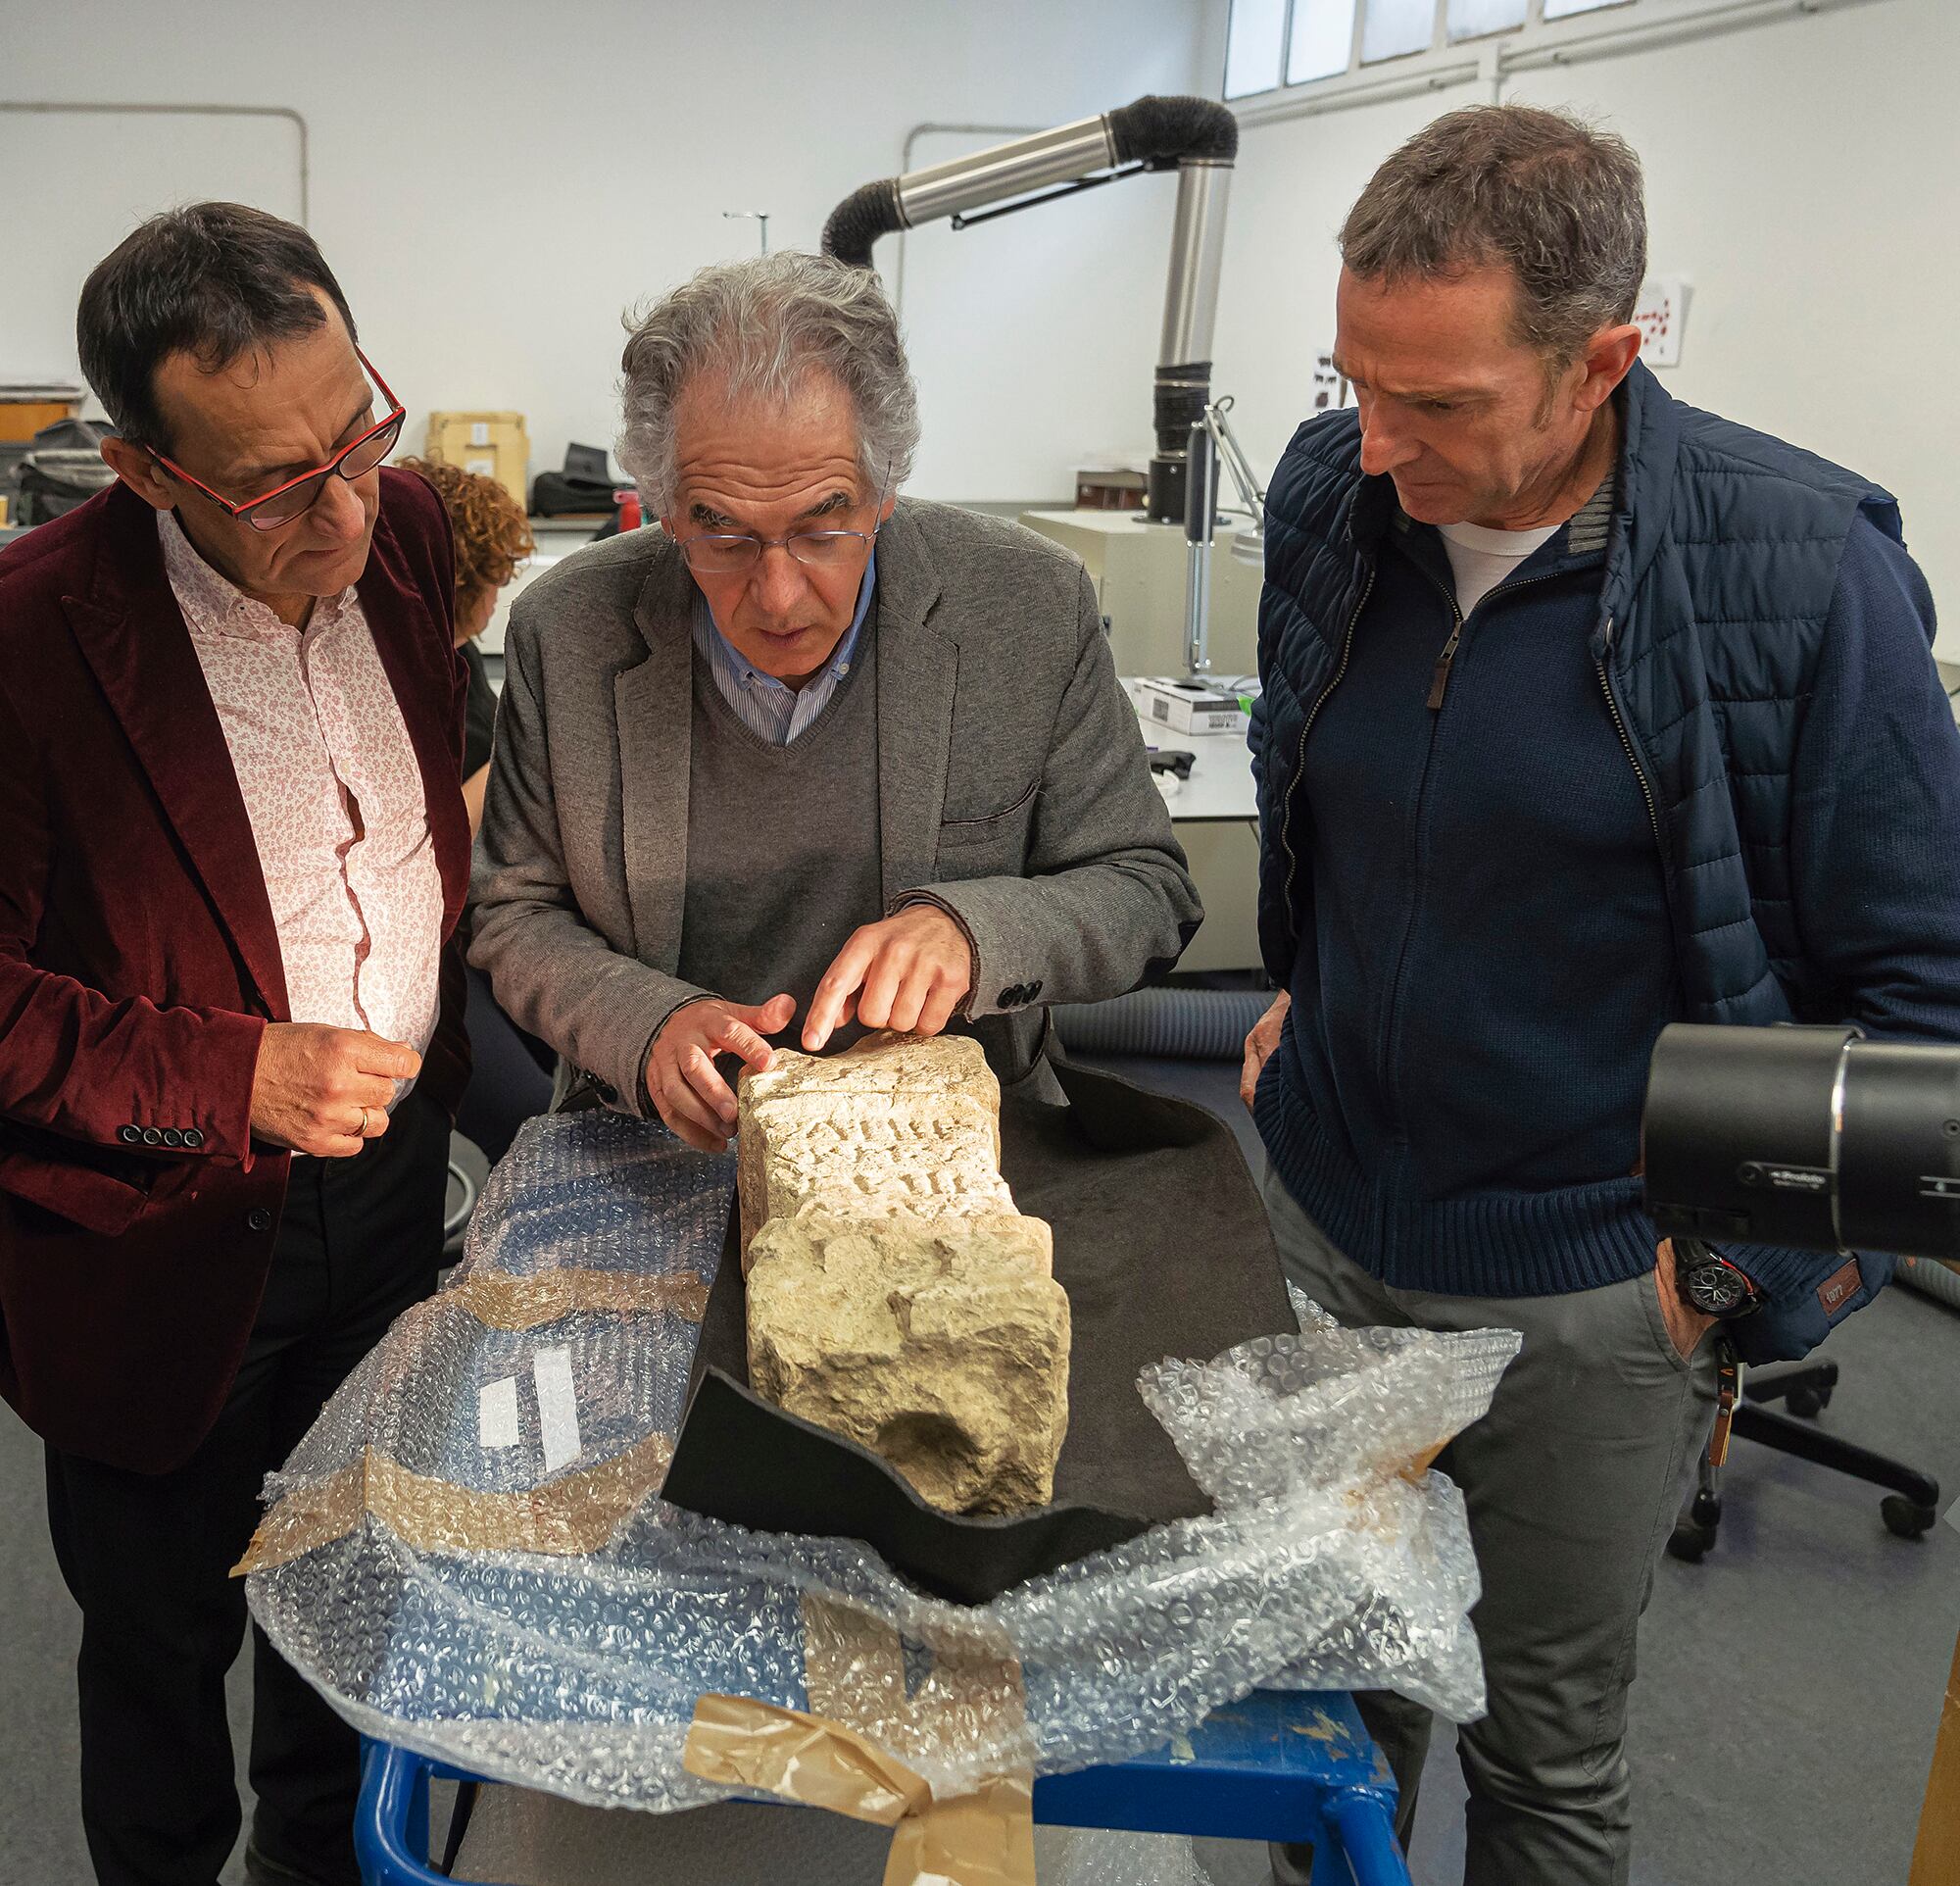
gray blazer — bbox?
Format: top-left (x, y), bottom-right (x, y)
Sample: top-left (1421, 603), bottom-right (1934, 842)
top-left (467, 498), bottom-right (1202, 1113)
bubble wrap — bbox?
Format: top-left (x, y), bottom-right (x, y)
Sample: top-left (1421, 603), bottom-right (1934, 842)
top-left (246, 1112), bottom-right (1519, 1812)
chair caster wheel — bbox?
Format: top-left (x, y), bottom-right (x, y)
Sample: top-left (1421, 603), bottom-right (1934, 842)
top-left (1666, 1522), bottom-right (1712, 1563)
top-left (1785, 1384), bottom-right (1830, 1418)
top-left (1881, 1496), bottom-right (1937, 1540)
top-left (1668, 1493), bottom-right (1720, 1563)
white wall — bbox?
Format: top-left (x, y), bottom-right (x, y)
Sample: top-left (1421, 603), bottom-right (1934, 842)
top-left (2, 0), bottom-right (1217, 504)
top-left (1207, 0), bottom-right (1960, 655)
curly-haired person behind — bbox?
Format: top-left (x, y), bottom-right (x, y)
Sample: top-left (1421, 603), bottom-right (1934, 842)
top-left (395, 455), bottom-right (532, 831)
top-left (397, 457), bottom-right (555, 1161)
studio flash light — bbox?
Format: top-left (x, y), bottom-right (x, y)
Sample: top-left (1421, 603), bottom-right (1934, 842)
top-left (1643, 1023), bottom-right (1960, 1260)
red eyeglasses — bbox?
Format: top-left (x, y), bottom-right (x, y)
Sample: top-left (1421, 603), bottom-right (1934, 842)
top-left (149, 348), bottom-right (406, 532)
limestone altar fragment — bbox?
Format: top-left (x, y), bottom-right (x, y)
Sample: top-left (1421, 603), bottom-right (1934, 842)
top-left (746, 1212), bottom-right (1070, 1514)
top-left (737, 1030), bottom-right (1009, 1262)
top-left (737, 1032), bottom-right (1069, 1513)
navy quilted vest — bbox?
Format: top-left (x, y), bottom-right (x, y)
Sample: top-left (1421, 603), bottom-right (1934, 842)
top-left (1255, 361), bottom-right (1904, 1023)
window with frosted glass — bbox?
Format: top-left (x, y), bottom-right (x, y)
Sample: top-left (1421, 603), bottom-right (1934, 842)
top-left (1225, 0), bottom-right (1288, 98)
top-left (1544, 0), bottom-right (1636, 18)
top-left (1288, 0), bottom-right (1356, 83)
top-left (1446, 0), bottom-right (1526, 39)
top-left (1360, 0), bottom-right (1437, 64)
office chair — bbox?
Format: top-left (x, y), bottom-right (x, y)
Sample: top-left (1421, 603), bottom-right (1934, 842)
top-left (443, 1132), bottom-right (491, 1265)
top-left (1668, 1357), bottom-right (1941, 1562)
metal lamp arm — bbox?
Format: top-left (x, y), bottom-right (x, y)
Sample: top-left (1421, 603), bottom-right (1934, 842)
top-left (821, 95), bottom-right (1239, 523)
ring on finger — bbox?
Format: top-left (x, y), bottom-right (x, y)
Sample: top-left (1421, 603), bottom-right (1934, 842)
top-left (358, 1106), bottom-right (372, 1136)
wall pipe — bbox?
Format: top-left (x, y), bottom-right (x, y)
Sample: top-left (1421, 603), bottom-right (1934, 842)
top-left (0, 99), bottom-right (311, 225)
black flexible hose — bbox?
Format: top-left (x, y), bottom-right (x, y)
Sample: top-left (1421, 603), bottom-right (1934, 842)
top-left (821, 96), bottom-right (1236, 271)
top-left (821, 177), bottom-right (906, 270)
top-left (1104, 94), bottom-right (1240, 168)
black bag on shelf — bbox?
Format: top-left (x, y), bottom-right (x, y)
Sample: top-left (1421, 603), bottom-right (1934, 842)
top-left (17, 419), bottom-right (115, 525)
top-left (530, 441), bottom-right (629, 518)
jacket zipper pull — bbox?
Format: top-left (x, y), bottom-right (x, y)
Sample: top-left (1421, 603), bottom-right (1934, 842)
top-left (1426, 623), bottom-right (1463, 711)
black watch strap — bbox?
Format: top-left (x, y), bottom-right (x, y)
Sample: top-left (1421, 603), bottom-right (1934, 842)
top-left (1675, 1239), bottom-right (1762, 1319)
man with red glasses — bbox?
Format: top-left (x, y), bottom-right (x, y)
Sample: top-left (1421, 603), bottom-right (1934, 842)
top-left (0, 202), bottom-right (469, 1886)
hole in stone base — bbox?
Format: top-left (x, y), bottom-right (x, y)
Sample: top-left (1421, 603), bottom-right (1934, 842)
top-left (875, 1412), bottom-right (977, 1508)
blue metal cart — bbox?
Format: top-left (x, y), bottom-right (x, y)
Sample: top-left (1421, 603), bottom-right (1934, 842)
top-left (357, 1686), bottom-right (1408, 1886)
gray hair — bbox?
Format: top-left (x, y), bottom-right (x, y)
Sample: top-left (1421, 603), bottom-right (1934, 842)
top-left (1340, 105), bottom-right (1646, 366)
top-left (617, 251), bottom-right (920, 511)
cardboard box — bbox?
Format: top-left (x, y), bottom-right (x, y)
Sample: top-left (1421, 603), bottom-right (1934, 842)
top-left (1911, 1629), bottom-right (1959, 1883)
top-left (0, 398), bottom-right (81, 443)
top-left (424, 411), bottom-right (530, 511)
top-left (1133, 675), bottom-right (1250, 735)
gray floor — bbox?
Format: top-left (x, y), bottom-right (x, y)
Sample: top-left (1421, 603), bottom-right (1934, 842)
top-left (3, 1057), bottom-right (1954, 1885)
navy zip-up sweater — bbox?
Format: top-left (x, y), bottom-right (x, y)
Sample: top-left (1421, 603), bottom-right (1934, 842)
top-left (1250, 366), bottom-right (1960, 1355)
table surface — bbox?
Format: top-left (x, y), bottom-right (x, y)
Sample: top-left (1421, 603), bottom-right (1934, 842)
top-left (1127, 679), bottom-right (1260, 824)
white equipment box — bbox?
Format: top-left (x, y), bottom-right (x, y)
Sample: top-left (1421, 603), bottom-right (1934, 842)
top-left (1020, 509), bottom-right (1259, 680)
top-left (1134, 675), bottom-right (1250, 735)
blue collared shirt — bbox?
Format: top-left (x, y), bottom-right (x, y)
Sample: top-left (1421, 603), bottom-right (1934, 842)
top-left (690, 553), bottom-right (876, 746)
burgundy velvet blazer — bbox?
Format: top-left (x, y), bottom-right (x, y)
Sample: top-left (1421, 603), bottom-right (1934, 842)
top-left (0, 469), bottom-right (471, 1471)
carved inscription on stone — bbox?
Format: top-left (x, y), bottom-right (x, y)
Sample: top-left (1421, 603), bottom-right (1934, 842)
top-left (738, 1033), bottom-right (1068, 1513)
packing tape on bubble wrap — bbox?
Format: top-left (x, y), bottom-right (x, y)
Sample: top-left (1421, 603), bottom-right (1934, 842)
top-left (682, 1593), bottom-right (1037, 1886)
top-left (446, 1265), bottom-right (711, 1328)
top-left (683, 1696), bottom-right (1035, 1886)
top-left (231, 1429), bottom-right (675, 1574)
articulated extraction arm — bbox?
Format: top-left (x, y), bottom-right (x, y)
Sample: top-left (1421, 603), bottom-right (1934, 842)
top-left (821, 95), bottom-right (1239, 526)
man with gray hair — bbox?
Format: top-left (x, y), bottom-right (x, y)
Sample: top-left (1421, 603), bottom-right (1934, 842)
top-left (469, 251), bottom-right (1200, 1145)
top-left (1242, 106), bottom-right (1960, 1881)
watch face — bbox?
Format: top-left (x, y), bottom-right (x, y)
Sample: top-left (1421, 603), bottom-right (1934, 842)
top-left (1688, 1262), bottom-right (1749, 1315)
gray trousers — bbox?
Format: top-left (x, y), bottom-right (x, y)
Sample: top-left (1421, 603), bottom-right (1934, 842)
top-left (1262, 1166), bottom-right (1717, 1886)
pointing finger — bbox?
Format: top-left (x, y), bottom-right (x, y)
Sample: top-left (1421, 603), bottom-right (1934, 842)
top-left (806, 934), bottom-right (878, 1050)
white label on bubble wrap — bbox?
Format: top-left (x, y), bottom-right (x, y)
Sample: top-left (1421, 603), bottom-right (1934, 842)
top-left (478, 1376), bottom-right (519, 1449)
top-left (532, 1346), bottom-right (582, 1473)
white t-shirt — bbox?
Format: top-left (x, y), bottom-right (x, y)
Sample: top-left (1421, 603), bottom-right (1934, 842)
top-left (1437, 518), bottom-right (1560, 619)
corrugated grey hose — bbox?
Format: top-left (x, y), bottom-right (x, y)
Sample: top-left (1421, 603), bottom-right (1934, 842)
top-left (1051, 988), bottom-right (1270, 1062)
top-left (1897, 1254), bottom-right (1960, 1313)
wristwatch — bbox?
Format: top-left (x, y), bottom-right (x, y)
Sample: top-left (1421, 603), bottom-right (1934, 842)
top-left (1673, 1240), bottom-right (1762, 1319)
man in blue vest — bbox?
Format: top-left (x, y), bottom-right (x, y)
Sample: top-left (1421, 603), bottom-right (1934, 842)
top-left (1244, 106), bottom-right (1960, 1884)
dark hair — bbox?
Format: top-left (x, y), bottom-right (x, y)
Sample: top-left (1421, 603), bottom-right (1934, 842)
top-left (1341, 105), bottom-right (1646, 366)
top-left (75, 201), bottom-right (358, 451)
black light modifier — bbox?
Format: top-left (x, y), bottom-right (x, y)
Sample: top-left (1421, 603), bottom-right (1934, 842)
top-left (1643, 1022), bottom-right (1960, 1260)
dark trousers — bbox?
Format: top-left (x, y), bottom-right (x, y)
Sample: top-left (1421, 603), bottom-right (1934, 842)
top-left (1261, 1166), bottom-right (1717, 1886)
top-left (456, 962), bottom-right (554, 1166)
top-left (44, 1089), bottom-right (450, 1886)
